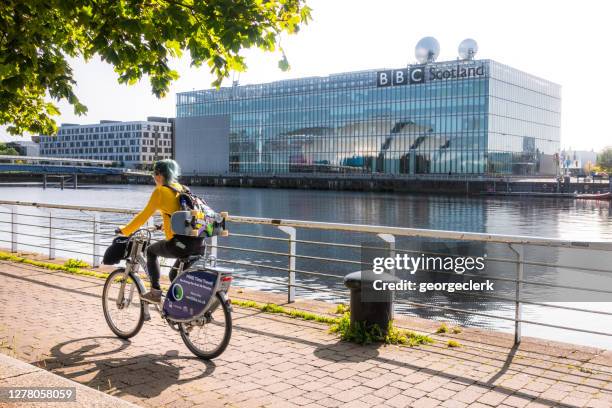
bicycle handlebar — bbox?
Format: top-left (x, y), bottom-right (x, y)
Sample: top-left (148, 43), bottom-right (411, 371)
top-left (115, 224), bottom-right (162, 237)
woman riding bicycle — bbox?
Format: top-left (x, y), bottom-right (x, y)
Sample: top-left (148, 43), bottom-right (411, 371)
top-left (117, 159), bottom-right (205, 303)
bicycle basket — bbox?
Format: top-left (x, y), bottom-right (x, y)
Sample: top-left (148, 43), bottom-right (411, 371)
top-left (102, 236), bottom-right (132, 265)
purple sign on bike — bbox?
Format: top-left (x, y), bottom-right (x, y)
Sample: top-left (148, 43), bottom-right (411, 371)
top-left (163, 270), bottom-right (219, 321)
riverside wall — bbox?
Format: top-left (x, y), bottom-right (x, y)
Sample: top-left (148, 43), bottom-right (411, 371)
top-left (1, 172), bottom-right (611, 195)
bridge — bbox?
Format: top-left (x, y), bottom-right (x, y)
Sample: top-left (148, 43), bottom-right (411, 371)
top-left (0, 155), bottom-right (150, 188)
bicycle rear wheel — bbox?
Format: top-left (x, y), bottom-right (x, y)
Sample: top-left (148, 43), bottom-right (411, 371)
top-left (179, 293), bottom-right (232, 359)
top-left (102, 268), bottom-right (145, 339)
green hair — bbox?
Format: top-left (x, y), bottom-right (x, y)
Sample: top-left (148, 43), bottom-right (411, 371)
top-left (153, 159), bottom-right (181, 184)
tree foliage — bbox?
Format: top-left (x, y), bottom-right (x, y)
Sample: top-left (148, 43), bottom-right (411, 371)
top-left (0, 143), bottom-right (19, 156)
top-left (0, 0), bottom-right (311, 136)
top-left (597, 147), bottom-right (612, 172)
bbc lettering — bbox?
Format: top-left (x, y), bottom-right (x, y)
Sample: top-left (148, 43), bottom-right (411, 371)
top-left (377, 64), bottom-right (484, 87)
top-left (377, 67), bottom-right (424, 87)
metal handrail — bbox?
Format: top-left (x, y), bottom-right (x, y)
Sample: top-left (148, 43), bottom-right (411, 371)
top-left (2, 200), bottom-right (612, 250)
top-left (1, 199), bottom-right (612, 346)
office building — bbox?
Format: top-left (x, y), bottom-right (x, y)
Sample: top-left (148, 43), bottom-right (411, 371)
top-left (38, 117), bottom-right (174, 168)
top-left (5, 140), bottom-right (40, 156)
top-left (175, 42), bottom-right (561, 176)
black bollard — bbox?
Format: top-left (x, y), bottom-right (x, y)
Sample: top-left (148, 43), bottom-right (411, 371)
top-left (344, 271), bottom-right (398, 334)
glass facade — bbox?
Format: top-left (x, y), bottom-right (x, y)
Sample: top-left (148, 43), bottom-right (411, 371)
top-left (176, 59), bottom-right (560, 175)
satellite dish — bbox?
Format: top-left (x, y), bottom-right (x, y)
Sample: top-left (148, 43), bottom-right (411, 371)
top-left (458, 39), bottom-right (478, 60)
top-left (415, 37), bottom-right (440, 64)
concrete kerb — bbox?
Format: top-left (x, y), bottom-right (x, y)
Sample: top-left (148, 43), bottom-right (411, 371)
top-left (0, 352), bottom-right (141, 407)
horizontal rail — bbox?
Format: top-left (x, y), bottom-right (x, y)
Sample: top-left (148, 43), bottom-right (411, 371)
top-left (0, 238), bottom-right (94, 258)
top-left (2, 200), bottom-right (612, 250)
top-left (215, 244), bottom-right (367, 265)
top-left (0, 154), bottom-right (113, 166)
top-left (0, 201), bottom-right (139, 215)
top-left (213, 257), bottom-right (345, 280)
top-left (6, 213), bottom-right (612, 276)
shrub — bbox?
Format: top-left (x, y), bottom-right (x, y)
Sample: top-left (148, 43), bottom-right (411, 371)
top-left (334, 304), bottom-right (349, 314)
top-left (436, 323), bottom-right (449, 334)
top-left (329, 313), bottom-right (434, 346)
top-left (447, 340), bottom-right (461, 348)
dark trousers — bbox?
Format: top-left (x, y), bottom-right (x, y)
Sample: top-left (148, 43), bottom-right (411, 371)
top-left (146, 236), bottom-right (205, 289)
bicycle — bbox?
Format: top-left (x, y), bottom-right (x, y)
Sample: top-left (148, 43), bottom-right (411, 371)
top-left (102, 225), bottom-right (233, 359)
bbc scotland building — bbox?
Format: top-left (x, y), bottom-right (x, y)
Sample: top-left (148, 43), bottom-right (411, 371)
top-left (176, 54), bottom-right (560, 176)
top-left (38, 117), bottom-right (174, 169)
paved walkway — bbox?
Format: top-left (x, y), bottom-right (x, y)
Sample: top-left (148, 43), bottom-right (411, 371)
top-left (1, 260), bottom-right (612, 408)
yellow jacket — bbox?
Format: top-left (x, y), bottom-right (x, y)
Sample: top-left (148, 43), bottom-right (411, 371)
top-left (120, 183), bottom-right (184, 240)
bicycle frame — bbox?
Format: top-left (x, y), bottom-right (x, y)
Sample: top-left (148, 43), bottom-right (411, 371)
top-left (116, 229), bottom-right (230, 324)
top-left (116, 233), bottom-right (153, 321)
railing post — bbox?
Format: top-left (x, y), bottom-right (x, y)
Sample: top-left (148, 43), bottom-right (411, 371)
top-left (210, 235), bottom-right (218, 259)
top-left (509, 244), bottom-right (523, 345)
top-left (378, 233), bottom-right (396, 319)
top-left (11, 207), bottom-right (17, 252)
top-left (92, 214), bottom-right (100, 267)
top-left (278, 226), bottom-right (296, 303)
top-left (377, 234), bottom-right (396, 270)
top-left (49, 212), bottom-right (55, 259)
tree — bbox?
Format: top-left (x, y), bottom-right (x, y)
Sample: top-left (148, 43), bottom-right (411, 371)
top-left (597, 147), bottom-right (612, 172)
top-left (0, 0), bottom-right (311, 136)
top-left (0, 143), bottom-right (20, 156)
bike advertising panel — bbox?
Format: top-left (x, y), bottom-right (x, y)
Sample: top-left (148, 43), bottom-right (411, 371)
top-left (162, 270), bottom-right (219, 321)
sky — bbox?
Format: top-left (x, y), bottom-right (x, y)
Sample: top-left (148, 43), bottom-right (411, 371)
top-left (2, 0), bottom-right (611, 151)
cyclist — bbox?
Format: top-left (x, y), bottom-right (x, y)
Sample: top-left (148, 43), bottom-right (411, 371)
top-left (116, 159), bottom-right (205, 303)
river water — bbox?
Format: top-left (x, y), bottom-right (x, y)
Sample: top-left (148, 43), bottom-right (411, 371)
top-left (1, 184), bottom-right (611, 349)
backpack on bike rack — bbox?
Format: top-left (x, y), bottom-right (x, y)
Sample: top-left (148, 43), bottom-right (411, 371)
top-left (166, 184), bottom-right (227, 238)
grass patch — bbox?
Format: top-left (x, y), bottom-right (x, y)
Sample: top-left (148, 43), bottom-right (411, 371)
top-left (232, 299), bottom-right (339, 325)
top-left (569, 365), bottom-right (595, 374)
top-left (452, 326), bottom-right (462, 334)
top-left (334, 304), bottom-right (349, 314)
top-left (64, 258), bottom-right (89, 269)
top-left (436, 323), bottom-right (449, 334)
top-left (447, 340), bottom-right (461, 348)
top-left (261, 303), bottom-right (285, 314)
top-left (329, 313), bottom-right (434, 346)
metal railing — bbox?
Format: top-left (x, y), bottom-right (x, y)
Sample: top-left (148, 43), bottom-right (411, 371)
top-left (0, 155), bottom-right (114, 166)
top-left (1, 199), bottom-right (611, 347)
top-left (185, 170), bottom-right (559, 183)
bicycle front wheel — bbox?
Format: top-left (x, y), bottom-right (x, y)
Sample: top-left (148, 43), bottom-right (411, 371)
top-left (102, 268), bottom-right (145, 339)
top-left (179, 293), bottom-right (232, 359)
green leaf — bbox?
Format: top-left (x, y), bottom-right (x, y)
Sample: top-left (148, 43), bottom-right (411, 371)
top-left (0, 0), bottom-right (311, 136)
top-left (278, 53), bottom-right (290, 71)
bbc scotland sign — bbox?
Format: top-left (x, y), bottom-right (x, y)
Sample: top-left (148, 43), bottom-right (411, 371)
top-left (377, 64), bottom-right (485, 87)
